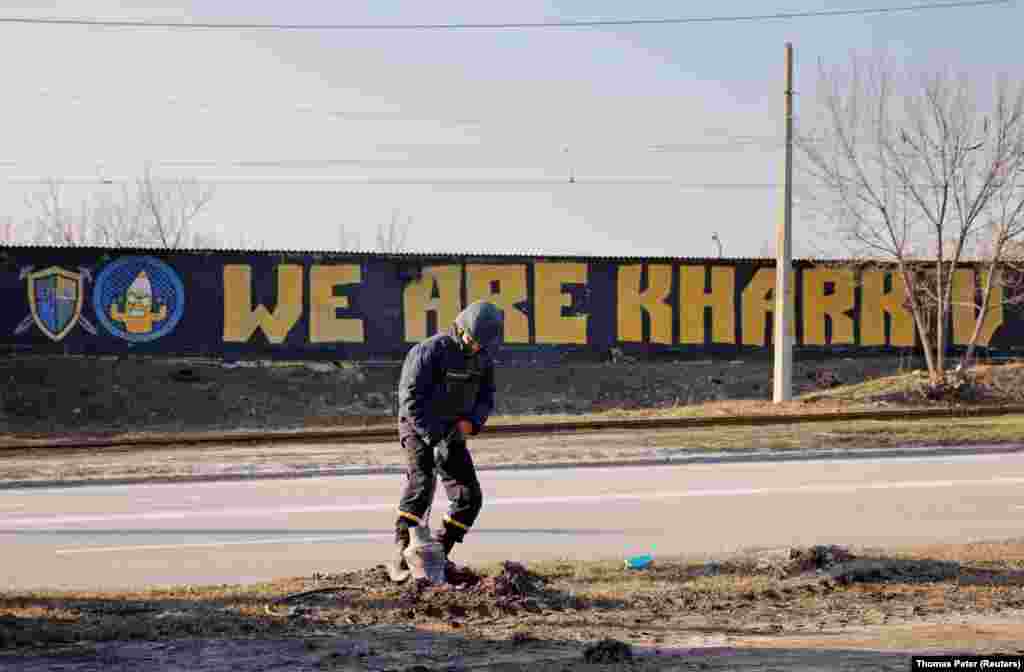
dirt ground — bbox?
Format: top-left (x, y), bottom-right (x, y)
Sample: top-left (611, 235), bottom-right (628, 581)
top-left (5, 355), bottom-right (1024, 669)
top-left (2, 540), bottom-right (1024, 670)
top-left (0, 354), bottom-right (935, 438)
top-left (3, 354), bottom-right (1024, 487)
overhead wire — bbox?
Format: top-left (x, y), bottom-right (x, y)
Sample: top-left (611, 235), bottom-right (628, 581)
top-left (0, 1), bottom-right (1008, 30)
top-left (3, 175), bottom-right (784, 188)
top-left (0, 143), bottom-right (788, 171)
top-left (0, 3), bottom-right (992, 197)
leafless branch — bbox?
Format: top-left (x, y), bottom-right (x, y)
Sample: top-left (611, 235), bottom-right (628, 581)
top-left (136, 163), bottom-right (216, 249)
top-left (338, 222), bottom-right (361, 251)
top-left (23, 167), bottom-right (217, 249)
top-left (375, 208), bottom-right (411, 253)
top-left (798, 53), bottom-right (1024, 382)
top-left (0, 216), bottom-right (16, 244)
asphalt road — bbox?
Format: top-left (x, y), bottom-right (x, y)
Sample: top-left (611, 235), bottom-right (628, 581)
top-left (2, 451), bottom-right (1023, 591)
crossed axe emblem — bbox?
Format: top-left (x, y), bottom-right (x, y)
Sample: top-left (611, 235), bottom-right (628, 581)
top-left (14, 266), bottom-right (98, 336)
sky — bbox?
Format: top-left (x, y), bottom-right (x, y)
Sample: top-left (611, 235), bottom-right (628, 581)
top-left (0, 0), bottom-right (1021, 258)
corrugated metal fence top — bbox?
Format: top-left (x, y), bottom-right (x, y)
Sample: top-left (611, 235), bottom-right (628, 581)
top-left (0, 243), bottom-right (989, 267)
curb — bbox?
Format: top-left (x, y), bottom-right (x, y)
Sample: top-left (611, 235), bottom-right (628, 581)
top-left (3, 442), bottom-right (1022, 491)
top-left (3, 404), bottom-right (1024, 452)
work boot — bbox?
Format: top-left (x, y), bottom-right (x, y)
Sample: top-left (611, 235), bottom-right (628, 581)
top-left (387, 529), bottom-right (411, 583)
top-left (405, 526), bottom-right (447, 585)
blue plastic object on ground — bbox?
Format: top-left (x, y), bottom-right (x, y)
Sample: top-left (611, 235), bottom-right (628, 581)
top-left (625, 553), bottom-right (653, 569)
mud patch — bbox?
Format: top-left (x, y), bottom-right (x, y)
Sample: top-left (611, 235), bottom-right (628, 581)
top-left (788, 545), bottom-right (856, 574)
top-left (583, 638), bottom-right (633, 663)
top-left (715, 544), bottom-right (858, 579)
top-left (716, 545), bottom-right (963, 587)
top-left (828, 558), bottom-right (962, 586)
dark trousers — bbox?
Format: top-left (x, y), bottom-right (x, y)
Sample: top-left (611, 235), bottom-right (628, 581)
top-left (396, 432), bottom-right (483, 546)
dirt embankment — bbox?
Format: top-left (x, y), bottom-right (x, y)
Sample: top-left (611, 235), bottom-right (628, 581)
top-left (0, 354), bottom-right (966, 438)
top-left (2, 541), bottom-right (1024, 670)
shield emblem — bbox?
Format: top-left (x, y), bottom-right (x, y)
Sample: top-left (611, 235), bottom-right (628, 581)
top-left (27, 266), bottom-right (84, 341)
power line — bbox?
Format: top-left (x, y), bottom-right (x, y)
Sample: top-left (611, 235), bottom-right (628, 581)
top-left (0, 143), bottom-right (787, 170)
top-left (4, 175), bottom-right (783, 188)
top-left (0, 1), bottom-right (1009, 31)
top-left (0, 137), bottom-right (793, 172)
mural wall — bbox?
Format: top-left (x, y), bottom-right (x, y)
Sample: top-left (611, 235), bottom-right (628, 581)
top-left (1, 246), bottom-right (1019, 361)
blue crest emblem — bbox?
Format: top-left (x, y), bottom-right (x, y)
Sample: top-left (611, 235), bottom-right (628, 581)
top-left (94, 256), bottom-right (185, 343)
top-left (14, 266), bottom-right (97, 341)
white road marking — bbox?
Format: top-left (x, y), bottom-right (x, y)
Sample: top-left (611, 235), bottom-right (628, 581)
top-left (55, 534), bottom-right (390, 555)
top-left (3, 475), bottom-right (1024, 529)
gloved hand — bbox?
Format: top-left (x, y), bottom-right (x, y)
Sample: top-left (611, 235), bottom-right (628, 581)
top-left (455, 419), bottom-right (475, 437)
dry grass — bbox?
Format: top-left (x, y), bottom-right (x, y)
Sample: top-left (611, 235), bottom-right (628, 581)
top-left (3, 413), bottom-right (1024, 487)
top-left (6, 540), bottom-right (1024, 662)
top-left (491, 362), bottom-right (1024, 427)
top-left (799, 371), bottom-right (925, 403)
top-left (738, 623), bottom-right (1024, 653)
top-left (487, 399), bottom-right (873, 426)
top-left (490, 368), bottom-right (1023, 427)
top-left (609, 415), bottom-right (1024, 453)
top-left (272, 397), bottom-right (884, 429)
top-left (890, 538), bottom-right (1024, 569)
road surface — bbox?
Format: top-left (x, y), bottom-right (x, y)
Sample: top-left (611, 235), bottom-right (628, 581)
top-left (2, 452), bottom-right (1023, 590)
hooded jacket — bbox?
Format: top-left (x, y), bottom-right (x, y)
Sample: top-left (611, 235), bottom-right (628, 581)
top-left (397, 301), bottom-right (502, 446)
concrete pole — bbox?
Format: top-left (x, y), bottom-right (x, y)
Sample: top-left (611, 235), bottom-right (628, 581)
top-left (773, 43), bottom-right (795, 403)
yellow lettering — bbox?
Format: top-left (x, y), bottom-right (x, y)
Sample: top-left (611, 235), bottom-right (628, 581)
top-left (741, 268), bottom-right (773, 346)
top-left (952, 268), bottom-right (975, 345)
top-left (402, 265), bottom-right (462, 342)
top-left (860, 270), bottom-right (915, 346)
top-left (222, 264), bottom-right (303, 344)
top-left (802, 267), bottom-right (855, 345)
top-left (309, 264), bottom-right (365, 343)
top-left (977, 271), bottom-right (1004, 346)
top-left (535, 262), bottom-right (588, 344)
top-left (679, 266), bottom-right (735, 344)
top-left (953, 269), bottom-right (1004, 346)
top-left (740, 268), bottom-right (796, 346)
top-left (617, 264), bottom-right (672, 344)
top-left (466, 264), bottom-right (529, 344)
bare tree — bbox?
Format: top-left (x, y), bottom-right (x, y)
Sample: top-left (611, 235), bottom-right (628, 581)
top-left (798, 55), bottom-right (1024, 384)
top-left (190, 229), bottom-right (223, 249)
top-left (136, 163), bottom-right (216, 248)
top-left (89, 187), bottom-right (149, 246)
top-left (24, 180), bottom-right (143, 246)
top-left (26, 179), bottom-right (82, 245)
top-left (338, 222), bottom-right (361, 251)
top-left (962, 190), bottom-right (1024, 365)
top-left (228, 231), bottom-right (267, 250)
top-left (376, 208), bottom-right (411, 253)
top-left (24, 167), bottom-right (217, 249)
top-left (0, 215), bottom-right (18, 244)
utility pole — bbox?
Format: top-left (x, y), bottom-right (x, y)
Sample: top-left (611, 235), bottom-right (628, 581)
top-left (773, 42), bottom-right (795, 403)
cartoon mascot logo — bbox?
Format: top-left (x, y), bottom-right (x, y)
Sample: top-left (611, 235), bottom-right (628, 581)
top-left (14, 266), bottom-right (97, 341)
top-left (94, 256), bottom-right (185, 343)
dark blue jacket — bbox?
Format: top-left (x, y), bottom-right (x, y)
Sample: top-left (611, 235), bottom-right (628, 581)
top-left (397, 326), bottom-right (496, 446)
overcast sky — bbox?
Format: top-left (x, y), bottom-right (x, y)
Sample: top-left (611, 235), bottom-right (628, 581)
top-left (1, 1), bottom-right (1020, 258)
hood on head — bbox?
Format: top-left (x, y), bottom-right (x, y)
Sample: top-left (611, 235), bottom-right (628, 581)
top-left (454, 300), bottom-right (504, 350)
